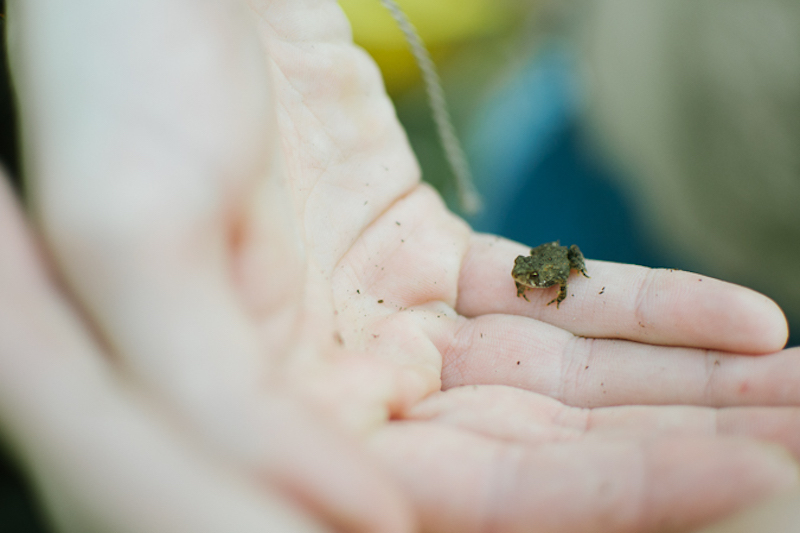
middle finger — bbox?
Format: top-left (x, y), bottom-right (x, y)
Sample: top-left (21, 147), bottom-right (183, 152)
top-left (426, 313), bottom-right (800, 408)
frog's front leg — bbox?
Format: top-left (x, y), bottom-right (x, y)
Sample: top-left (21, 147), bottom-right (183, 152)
top-left (547, 283), bottom-right (568, 308)
top-left (515, 281), bottom-right (530, 301)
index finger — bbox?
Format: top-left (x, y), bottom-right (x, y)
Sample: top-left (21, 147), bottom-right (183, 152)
top-left (457, 234), bottom-right (788, 354)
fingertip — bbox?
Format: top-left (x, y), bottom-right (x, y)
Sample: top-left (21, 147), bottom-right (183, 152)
top-left (635, 269), bottom-right (790, 354)
top-left (748, 296), bottom-right (789, 354)
top-left (714, 283), bottom-right (789, 354)
top-left (755, 293), bottom-right (789, 352)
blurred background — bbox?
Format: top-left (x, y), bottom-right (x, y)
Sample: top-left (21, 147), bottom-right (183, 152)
top-left (0, 3), bottom-right (45, 530)
top-left (0, 1), bottom-right (798, 530)
top-left (339, 0), bottom-right (800, 348)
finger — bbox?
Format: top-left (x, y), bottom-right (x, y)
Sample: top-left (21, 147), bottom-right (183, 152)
top-left (406, 386), bottom-right (800, 459)
top-left (0, 176), bottom-right (331, 533)
top-left (424, 308), bottom-right (800, 408)
top-left (457, 234), bottom-right (788, 353)
top-left (373, 421), bottom-right (798, 533)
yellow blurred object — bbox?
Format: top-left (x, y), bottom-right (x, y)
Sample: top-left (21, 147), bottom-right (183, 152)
top-left (339, 0), bottom-right (513, 93)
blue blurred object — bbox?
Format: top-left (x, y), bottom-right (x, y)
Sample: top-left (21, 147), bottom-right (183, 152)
top-left (466, 42), bottom-right (666, 269)
top-left (492, 122), bottom-right (666, 267)
top-left (464, 40), bottom-right (798, 347)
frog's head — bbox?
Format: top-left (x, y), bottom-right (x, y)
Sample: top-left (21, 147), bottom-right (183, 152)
top-left (511, 255), bottom-right (541, 288)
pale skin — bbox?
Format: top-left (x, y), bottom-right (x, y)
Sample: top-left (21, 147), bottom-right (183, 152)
top-left (3, 0), bottom-right (800, 532)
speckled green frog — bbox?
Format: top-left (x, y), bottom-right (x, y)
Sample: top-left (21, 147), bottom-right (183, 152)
top-left (511, 242), bottom-right (590, 307)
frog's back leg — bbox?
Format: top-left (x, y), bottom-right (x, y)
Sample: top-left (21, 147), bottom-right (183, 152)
top-left (568, 245), bottom-right (590, 278)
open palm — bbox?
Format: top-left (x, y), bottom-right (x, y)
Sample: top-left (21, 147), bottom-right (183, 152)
top-left (9, 0), bottom-right (800, 532)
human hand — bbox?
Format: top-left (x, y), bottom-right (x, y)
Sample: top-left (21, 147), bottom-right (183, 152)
top-left (8, 0), bottom-right (800, 532)
top-left (4, 1), bottom-right (413, 532)
top-left (0, 172), bottom-right (413, 533)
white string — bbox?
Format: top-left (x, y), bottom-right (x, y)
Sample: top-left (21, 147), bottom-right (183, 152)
top-left (379, 0), bottom-right (482, 214)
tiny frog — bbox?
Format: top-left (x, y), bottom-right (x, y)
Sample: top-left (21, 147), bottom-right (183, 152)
top-left (511, 242), bottom-right (590, 307)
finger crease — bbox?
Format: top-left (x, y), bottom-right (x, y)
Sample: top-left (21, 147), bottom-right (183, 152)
top-left (632, 269), bottom-right (659, 332)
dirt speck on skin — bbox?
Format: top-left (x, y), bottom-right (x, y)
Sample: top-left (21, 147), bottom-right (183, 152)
top-left (333, 331), bottom-right (344, 346)
top-left (378, 299), bottom-right (384, 304)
